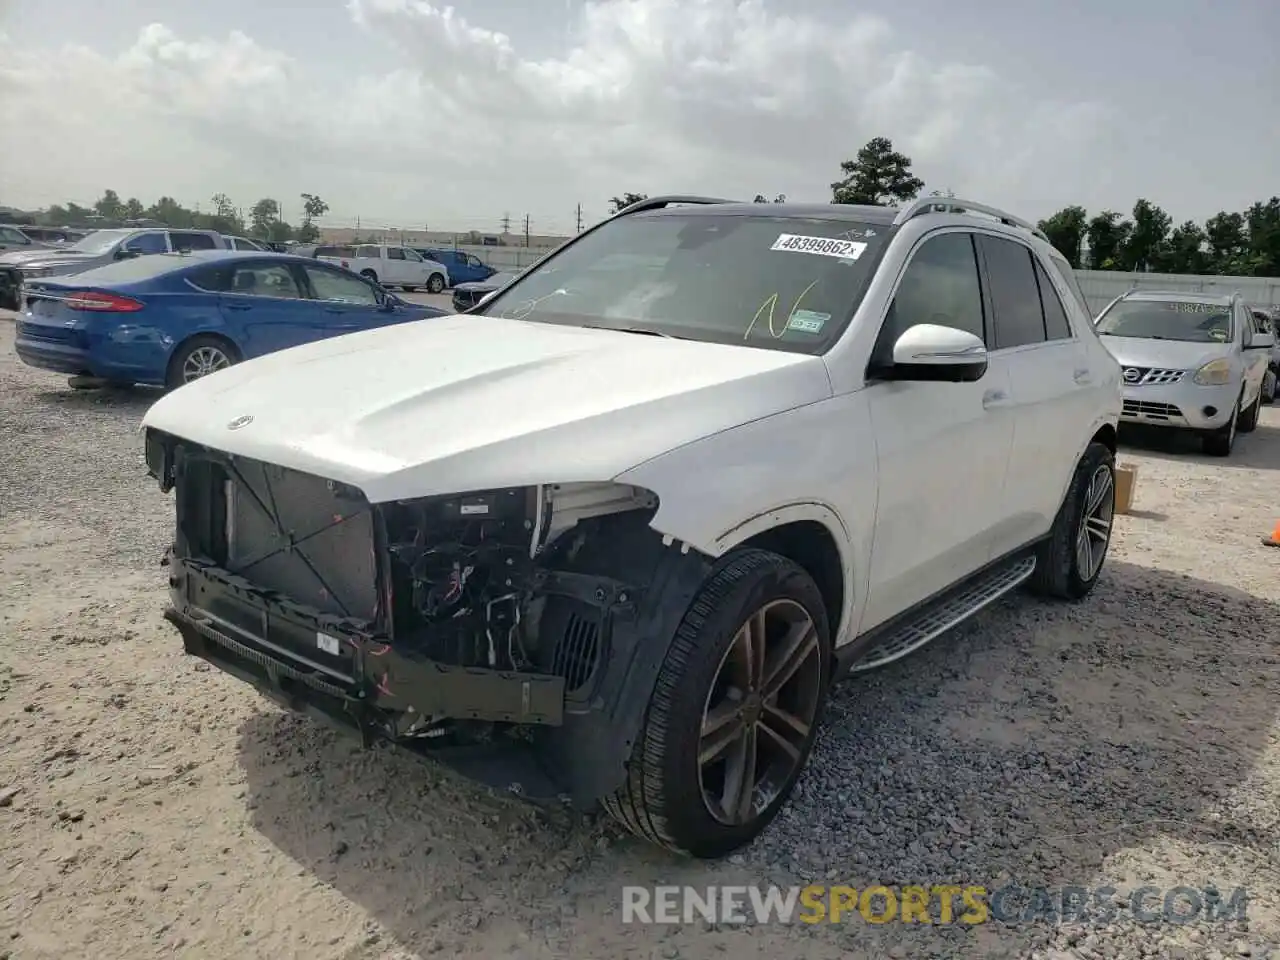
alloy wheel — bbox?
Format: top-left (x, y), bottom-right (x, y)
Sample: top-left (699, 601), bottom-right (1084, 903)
top-left (183, 346), bottom-right (231, 382)
top-left (698, 598), bottom-right (823, 826)
top-left (1075, 463), bottom-right (1115, 581)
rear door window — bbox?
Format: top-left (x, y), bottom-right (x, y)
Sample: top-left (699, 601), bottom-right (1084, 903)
top-left (226, 262), bottom-right (305, 299)
top-left (355, 245), bottom-right (379, 259)
top-left (387, 247), bottom-right (406, 260)
top-left (979, 234), bottom-right (1047, 350)
top-left (170, 231), bottom-right (219, 251)
top-left (122, 232), bottom-right (169, 255)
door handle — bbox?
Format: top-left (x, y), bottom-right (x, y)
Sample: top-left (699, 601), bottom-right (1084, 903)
top-left (1073, 368), bottom-right (1092, 384)
top-left (982, 388), bottom-right (1009, 409)
top-left (223, 303), bottom-right (251, 311)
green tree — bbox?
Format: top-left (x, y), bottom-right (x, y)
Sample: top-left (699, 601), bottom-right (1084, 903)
top-left (1244, 197), bottom-right (1280, 276)
top-left (1204, 212), bottom-right (1248, 274)
top-left (298, 192), bottom-right (329, 242)
top-left (830, 137), bottom-right (925, 206)
top-left (94, 189), bottom-right (124, 220)
top-left (1037, 205), bottom-right (1088, 268)
top-left (1119, 198), bottom-right (1172, 272)
top-left (1163, 221), bottom-right (1209, 275)
top-left (609, 192), bottom-right (648, 214)
top-left (1084, 211), bottom-right (1132, 270)
top-left (249, 198), bottom-right (282, 238)
top-left (752, 194), bottom-right (786, 203)
top-left (122, 197), bottom-right (145, 220)
top-left (145, 196), bottom-right (195, 227)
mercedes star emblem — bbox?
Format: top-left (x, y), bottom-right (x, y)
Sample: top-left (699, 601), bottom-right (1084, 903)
top-left (227, 415), bottom-right (254, 430)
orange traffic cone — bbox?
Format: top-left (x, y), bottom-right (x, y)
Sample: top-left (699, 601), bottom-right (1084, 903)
top-left (1264, 521), bottom-right (1280, 548)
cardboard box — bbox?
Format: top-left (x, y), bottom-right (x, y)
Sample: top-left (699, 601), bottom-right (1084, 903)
top-left (1114, 462), bottom-right (1138, 515)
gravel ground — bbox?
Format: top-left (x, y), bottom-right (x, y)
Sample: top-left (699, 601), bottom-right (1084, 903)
top-left (2, 312), bottom-right (1280, 960)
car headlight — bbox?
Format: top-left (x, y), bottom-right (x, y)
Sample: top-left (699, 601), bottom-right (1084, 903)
top-left (1193, 358), bottom-right (1233, 386)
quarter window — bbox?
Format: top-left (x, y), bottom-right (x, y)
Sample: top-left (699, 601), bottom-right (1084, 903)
top-left (877, 232), bottom-right (986, 361)
top-left (302, 263), bottom-right (379, 304)
top-left (1033, 260), bottom-right (1073, 340)
top-left (980, 235), bottom-right (1047, 349)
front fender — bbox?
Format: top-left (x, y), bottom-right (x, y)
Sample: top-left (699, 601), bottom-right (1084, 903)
top-left (614, 393), bottom-right (875, 648)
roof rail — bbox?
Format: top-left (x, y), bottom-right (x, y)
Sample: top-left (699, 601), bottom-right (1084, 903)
top-left (893, 196), bottom-right (1049, 242)
top-left (614, 195), bottom-right (739, 217)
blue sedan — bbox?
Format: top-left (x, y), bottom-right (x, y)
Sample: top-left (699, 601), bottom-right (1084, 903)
top-left (14, 250), bottom-right (449, 390)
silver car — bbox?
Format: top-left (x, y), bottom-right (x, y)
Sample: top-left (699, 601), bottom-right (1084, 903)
top-left (1095, 290), bottom-right (1273, 457)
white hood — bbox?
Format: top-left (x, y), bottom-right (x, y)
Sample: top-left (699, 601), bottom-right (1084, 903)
top-left (142, 314), bottom-right (832, 502)
top-left (1099, 335), bottom-right (1229, 371)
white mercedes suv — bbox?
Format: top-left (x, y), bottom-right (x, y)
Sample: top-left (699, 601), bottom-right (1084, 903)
top-left (141, 195), bottom-right (1122, 859)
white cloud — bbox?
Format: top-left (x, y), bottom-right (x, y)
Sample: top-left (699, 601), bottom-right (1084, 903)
top-left (0, 0), bottom-right (1118, 232)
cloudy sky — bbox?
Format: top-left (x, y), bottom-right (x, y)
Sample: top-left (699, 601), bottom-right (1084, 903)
top-left (1, 0), bottom-right (1276, 236)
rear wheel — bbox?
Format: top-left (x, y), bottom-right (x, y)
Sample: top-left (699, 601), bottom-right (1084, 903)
top-left (166, 335), bottom-right (239, 390)
top-left (603, 549), bottom-right (830, 858)
top-left (1262, 369), bottom-right (1276, 405)
top-left (427, 273), bottom-right (446, 294)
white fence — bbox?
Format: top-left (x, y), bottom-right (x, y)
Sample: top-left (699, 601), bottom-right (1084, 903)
top-left (1074, 269), bottom-right (1280, 314)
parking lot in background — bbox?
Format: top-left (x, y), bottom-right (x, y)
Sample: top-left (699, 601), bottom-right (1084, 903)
top-left (1, 313), bottom-right (1279, 959)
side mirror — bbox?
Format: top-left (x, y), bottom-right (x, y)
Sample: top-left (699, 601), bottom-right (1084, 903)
top-left (881, 323), bottom-right (988, 382)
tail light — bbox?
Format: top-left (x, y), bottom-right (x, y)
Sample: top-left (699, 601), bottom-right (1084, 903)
top-left (64, 291), bottom-right (144, 312)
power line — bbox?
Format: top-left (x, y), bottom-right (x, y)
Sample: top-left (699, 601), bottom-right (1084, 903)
top-left (575, 203), bottom-right (583, 233)
top-left (500, 212), bottom-right (511, 234)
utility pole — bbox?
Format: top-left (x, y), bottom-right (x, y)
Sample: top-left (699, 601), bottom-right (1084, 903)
top-left (523, 214), bottom-right (530, 247)
top-left (575, 203), bottom-right (583, 233)
top-left (501, 212), bottom-right (511, 234)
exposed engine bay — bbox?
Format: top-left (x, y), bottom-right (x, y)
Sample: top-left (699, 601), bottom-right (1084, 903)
top-left (147, 428), bottom-right (700, 801)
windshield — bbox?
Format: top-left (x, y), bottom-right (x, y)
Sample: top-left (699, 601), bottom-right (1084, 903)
top-left (66, 229), bottom-right (127, 255)
top-left (1095, 299), bottom-right (1234, 343)
top-left (474, 212), bottom-right (889, 353)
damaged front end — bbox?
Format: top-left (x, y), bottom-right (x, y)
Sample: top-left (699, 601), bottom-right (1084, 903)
top-left (145, 428), bottom-right (711, 805)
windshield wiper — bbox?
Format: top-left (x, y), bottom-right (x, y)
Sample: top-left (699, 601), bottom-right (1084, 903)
top-left (581, 323), bottom-right (677, 339)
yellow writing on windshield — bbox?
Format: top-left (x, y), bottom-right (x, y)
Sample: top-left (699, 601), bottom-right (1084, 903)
top-left (744, 278), bottom-right (822, 340)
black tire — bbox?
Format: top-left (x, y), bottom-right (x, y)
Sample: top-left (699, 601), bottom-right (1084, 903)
top-left (602, 548), bottom-right (831, 859)
top-left (1202, 396), bottom-right (1239, 456)
top-left (1239, 389), bottom-right (1261, 433)
top-left (359, 269), bottom-right (378, 283)
top-left (166, 335), bottom-right (240, 391)
top-left (1029, 440), bottom-right (1116, 601)
top-left (401, 286), bottom-right (418, 293)
top-left (427, 273), bottom-right (446, 294)
top-left (1262, 370), bottom-right (1276, 406)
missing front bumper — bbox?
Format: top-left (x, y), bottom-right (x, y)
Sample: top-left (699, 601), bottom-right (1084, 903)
top-left (166, 562), bottom-right (567, 731)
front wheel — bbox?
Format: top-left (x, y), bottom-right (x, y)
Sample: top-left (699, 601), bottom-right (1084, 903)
top-left (602, 549), bottom-right (830, 858)
top-left (1030, 440), bottom-right (1116, 600)
top-left (1202, 397), bottom-right (1239, 457)
top-left (427, 273), bottom-right (446, 294)
top-left (1262, 369), bottom-right (1276, 405)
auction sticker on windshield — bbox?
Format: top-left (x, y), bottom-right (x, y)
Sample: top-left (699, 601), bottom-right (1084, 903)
top-left (771, 234), bottom-right (868, 260)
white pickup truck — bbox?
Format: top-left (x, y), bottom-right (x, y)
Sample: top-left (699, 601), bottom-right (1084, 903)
top-left (315, 243), bottom-right (450, 294)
